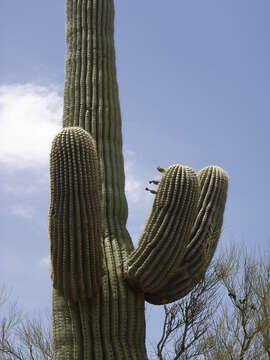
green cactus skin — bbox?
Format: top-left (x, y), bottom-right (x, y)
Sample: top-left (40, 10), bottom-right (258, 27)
top-left (49, 127), bottom-right (104, 302)
top-left (49, 0), bottom-right (229, 358)
top-left (144, 166), bottom-right (229, 305)
top-left (124, 165), bottom-right (200, 293)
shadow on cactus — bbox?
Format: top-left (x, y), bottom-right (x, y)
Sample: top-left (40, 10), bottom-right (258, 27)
top-left (49, 0), bottom-right (229, 359)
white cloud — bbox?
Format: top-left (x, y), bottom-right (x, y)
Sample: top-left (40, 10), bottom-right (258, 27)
top-left (124, 151), bottom-right (151, 205)
top-left (0, 83), bottom-right (151, 211)
top-left (0, 84), bottom-right (62, 168)
top-left (125, 171), bottom-right (143, 203)
top-left (38, 256), bottom-right (50, 268)
top-left (9, 204), bottom-right (34, 219)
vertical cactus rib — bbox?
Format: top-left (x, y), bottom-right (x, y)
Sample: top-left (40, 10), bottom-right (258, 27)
top-left (51, 0), bottom-right (147, 358)
top-left (185, 166), bottom-right (229, 272)
top-left (51, 0), bottom-right (229, 357)
top-left (144, 166), bottom-right (229, 305)
top-left (52, 288), bottom-right (83, 359)
top-left (49, 127), bottom-right (104, 302)
top-left (63, 0), bottom-right (130, 236)
top-left (124, 164), bottom-right (200, 293)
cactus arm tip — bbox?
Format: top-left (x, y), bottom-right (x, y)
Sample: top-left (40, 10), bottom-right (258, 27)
top-left (49, 126), bottom-right (104, 302)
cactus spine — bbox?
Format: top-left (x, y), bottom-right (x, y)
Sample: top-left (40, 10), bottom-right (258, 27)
top-left (49, 0), bottom-right (229, 358)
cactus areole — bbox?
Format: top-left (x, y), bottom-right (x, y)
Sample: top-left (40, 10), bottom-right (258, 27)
top-left (49, 0), bottom-right (229, 358)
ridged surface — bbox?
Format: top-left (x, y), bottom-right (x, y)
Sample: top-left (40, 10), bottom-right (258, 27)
top-left (51, 0), bottom-right (147, 358)
top-left (52, 245), bottom-right (147, 359)
top-left (63, 0), bottom-right (129, 235)
top-left (124, 165), bottom-right (200, 293)
top-left (49, 127), bottom-right (104, 302)
top-left (50, 0), bottom-right (229, 357)
top-left (144, 166), bottom-right (229, 304)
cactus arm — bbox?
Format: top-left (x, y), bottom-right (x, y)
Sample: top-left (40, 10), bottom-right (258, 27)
top-left (144, 166), bottom-right (229, 305)
top-left (49, 127), bottom-right (104, 302)
top-left (124, 164), bottom-right (200, 293)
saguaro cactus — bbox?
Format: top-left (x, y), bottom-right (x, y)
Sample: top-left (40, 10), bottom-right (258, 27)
top-left (49, 0), bottom-right (229, 359)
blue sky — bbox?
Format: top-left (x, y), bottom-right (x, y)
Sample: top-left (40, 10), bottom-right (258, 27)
top-left (1, 0), bottom-right (270, 353)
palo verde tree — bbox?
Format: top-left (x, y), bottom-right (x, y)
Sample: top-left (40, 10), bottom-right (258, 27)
top-left (49, 0), bottom-right (229, 359)
top-left (2, 248), bottom-right (270, 359)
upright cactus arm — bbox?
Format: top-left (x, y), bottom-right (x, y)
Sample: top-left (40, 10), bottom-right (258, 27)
top-left (143, 166), bottom-right (229, 305)
top-left (49, 127), bottom-right (104, 302)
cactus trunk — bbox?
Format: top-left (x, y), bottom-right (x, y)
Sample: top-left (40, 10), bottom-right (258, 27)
top-left (63, 0), bottom-right (129, 234)
top-left (49, 0), bottom-right (229, 359)
top-left (52, 0), bottom-right (146, 358)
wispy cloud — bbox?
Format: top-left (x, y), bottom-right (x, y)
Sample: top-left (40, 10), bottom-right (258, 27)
top-left (3, 181), bottom-right (45, 196)
top-left (0, 83), bottom-right (152, 206)
top-left (0, 84), bottom-right (62, 168)
top-left (124, 150), bottom-right (151, 206)
top-left (38, 256), bottom-right (50, 268)
top-left (124, 150), bottom-right (154, 245)
top-left (9, 204), bottom-right (34, 219)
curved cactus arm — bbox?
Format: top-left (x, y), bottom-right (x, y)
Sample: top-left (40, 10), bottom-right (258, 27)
top-left (144, 166), bottom-right (229, 305)
top-left (49, 127), bottom-right (104, 302)
top-left (124, 164), bottom-right (200, 293)
top-left (183, 166), bottom-right (229, 273)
